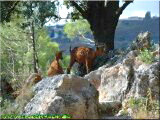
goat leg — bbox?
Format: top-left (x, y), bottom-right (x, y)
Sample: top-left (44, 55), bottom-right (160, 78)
top-left (67, 59), bottom-right (75, 74)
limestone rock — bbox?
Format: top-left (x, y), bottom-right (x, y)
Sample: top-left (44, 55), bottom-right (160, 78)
top-left (130, 31), bottom-right (151, 50)
top-left (84, 66), bottom-right (105, 90)
top-left (99, 50), bottom-right (159, 102)
top-left (99, 100), bottom-right (122, 115)
top-left (99, 63), bottom-right (132, 102)
top-left (128, 62), bottom-right (159, 99)
top-left (23, 74), bottom-right (99, 119)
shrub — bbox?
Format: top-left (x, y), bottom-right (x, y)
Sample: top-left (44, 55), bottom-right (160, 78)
top-left (1, 84), bottom-right (35, 114)
top-left (121, 89), bottom-right (159, 119)
top-left (60, 55), bottom-right (70, 73)
top-left (1, 99), bottom-right (18, 114)
top-left (138, 48), bottom-right (155, 64)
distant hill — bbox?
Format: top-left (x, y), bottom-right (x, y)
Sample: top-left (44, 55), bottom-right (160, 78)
top-left (46, 16), bottom-right (159, 52)
top-left (115, 16), bottom-right (159, 48)
top-left (47, 25), bottom-right (95, 53)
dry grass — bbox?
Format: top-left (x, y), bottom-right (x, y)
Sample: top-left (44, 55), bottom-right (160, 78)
top-left (133, 109), bottom-right (159, 119)
top-left (15, 84), bottom-right (35, 112)
top-left (120, 89), bottom-right (159, 119)
top-left (1, 83), bottom-right (35, 114)
top-left (1, 73), bottom-right (40, 114)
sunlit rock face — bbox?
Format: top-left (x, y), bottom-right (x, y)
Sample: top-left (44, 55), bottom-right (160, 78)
top-left (23, 74), bottom-right (99, 119)
top-left (99, 53), bottom-right (159, 102)
top-left (23, 32), bottom-right (159, 119)
top-left (85, 32), bottom-right (159, 102)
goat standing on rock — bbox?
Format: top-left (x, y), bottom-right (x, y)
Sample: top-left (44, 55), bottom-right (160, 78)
top-left (67, 46), bottom-right (105, 74)
top-left (47, 51), bottom-right (64, 77)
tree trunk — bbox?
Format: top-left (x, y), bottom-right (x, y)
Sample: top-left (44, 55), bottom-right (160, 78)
top-left (91, 22), bottom-right (117, 51)
top-left (31, 21), bottom-right (38, 73)
top-left (70, 1), bottom-right (133, 51)
top-left (86, 2), bottom-right (119, 51)
top-left (69, 1), bottom-right (133, 76)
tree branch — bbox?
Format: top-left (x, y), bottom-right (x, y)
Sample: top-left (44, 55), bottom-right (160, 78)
top-left (116, 0), bottom-right (133, 17)
top-left (5, 1), bottom-right (19, 22)
top-left (70, 1), bottom-right (86, 18)
top-left (78, 31), bottom-right (95, 44)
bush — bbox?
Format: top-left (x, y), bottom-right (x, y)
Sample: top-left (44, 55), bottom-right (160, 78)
top-left (60, 55), bottom-right (70, 73)
top-left (138, 48), bottom-right (155, 64)
top-left (121, 89), bottom-right (159, 119)
top-left (1, 84), bottom-right (35, 114)
top-left (1, 99), bottom-right (18, 114)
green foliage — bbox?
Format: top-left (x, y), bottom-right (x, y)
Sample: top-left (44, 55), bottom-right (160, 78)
top-left (60, 55), bottom-right (70, 72)
top-left (127, 97), bottom-right (146, 110)
top-left (138, 49), bottom-right (155, 64)
top-left (64, 19), bottom-right (91, 40)
top-left (22, 1), bottom-right (58, 27)
top-left (0, 1), bottom-right (19, 22)
top-left (63, 1), bottom-right (84, 20)
top-left (0, 16), bottom-right (32, 89)
top-left (36, 28), bottom-right (59, 74)
top-left (122, 89), bottom-right (159, 119)
top-left (0, 14), bottom-right (61, 94)
top-left (119, 109), bottom-right (129, 116)
top-left (0, 1), bottom-right (58, 26)
top-left (1, 99), bottom-right (18, 114)
top-left (0, 1), bottom-right (70, 115)
top-left (1, 85), bottom-right (35, 114)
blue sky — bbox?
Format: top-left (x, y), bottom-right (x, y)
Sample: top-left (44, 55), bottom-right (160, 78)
top-left (120, 0), bottom-right (159, 19)
top-left (46, 0), bottom-right (159, 26)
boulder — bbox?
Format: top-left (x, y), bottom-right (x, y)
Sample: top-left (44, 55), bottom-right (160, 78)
top-left (23, 74), bottom-right (99, 119)
top-left (84, 66), bottom-right (106, 90)
top-left (128, 62), bottom-right (159, 99)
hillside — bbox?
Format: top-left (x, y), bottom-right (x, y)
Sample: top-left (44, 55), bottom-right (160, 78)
top-left (22, 32), bottom-right (159, 119)
top-left (115, 17), bottom-right (159, 48)
top-left (47, 16), bottom-right (159, 51)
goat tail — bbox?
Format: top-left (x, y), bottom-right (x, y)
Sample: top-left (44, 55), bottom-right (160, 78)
top-left (69, 45), bottom-right (72, 53)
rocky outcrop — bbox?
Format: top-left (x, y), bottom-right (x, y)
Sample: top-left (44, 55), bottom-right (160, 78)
top-left (99, 51), bottom-right (159, 101)
top-left (130, 31), bottom-right (151, 50)
top-left (84, 32), bottom-right (159, 103)
top-left (84, 66), bottom-right (106, 90)
top-left (97, 32), bottom-right (159, 102)
top-left (22, 32), bottom-right (159, 119)
top-left (23, 74), bottom-right (99, 119)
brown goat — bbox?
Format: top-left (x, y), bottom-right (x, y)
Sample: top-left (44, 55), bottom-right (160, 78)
top-left (47, 51), bottom-right (64, 76)
top-left (67, 46), bottom-right (105, 74)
